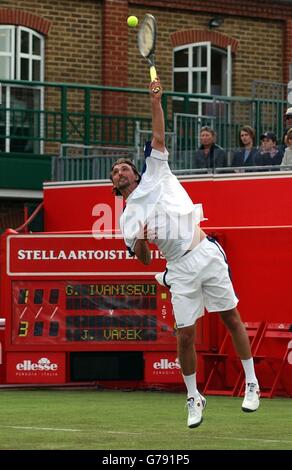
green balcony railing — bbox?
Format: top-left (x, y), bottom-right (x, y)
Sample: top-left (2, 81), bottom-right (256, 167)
top-left (0, 79), bottom-right (288, 180)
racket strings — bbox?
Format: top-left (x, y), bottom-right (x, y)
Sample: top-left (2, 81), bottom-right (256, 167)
top-left (138, 20), bottom-right (155, 57)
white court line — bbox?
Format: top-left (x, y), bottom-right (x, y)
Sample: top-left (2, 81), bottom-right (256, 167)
top-left (103, 431), bottom-right (143, 435)
top-left (0, 425), bottom-right (290, 443)
top-left (158, 431), bottom-right (292, 445)
top-left (0, 425), bottom-right (81, 432)
top-left (0, 425), bottom-right (142, 435)
top-left (204, 435), bottom-right (292, 445)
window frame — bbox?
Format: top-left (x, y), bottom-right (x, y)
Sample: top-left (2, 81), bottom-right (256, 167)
top-left (0, 26), bottom-right (45, 153)
top-left (0, 25), bottom-right (15, 79)
top-left (16, 26), bottom-right (44, 81)
top-left (173, 42), bottom-right (231, 115)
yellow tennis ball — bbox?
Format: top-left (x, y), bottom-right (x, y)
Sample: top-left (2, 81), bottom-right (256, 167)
top-left (127, 15), bottom-right (138, 28)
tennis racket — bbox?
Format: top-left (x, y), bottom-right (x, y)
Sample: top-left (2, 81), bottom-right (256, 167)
top-left (137, 14), bottom-right (160, 92)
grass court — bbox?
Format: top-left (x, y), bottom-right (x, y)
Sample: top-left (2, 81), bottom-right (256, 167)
top-left (0, 389), bottom-right (291, 450)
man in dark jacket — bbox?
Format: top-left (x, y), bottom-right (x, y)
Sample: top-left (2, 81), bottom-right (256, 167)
top-left (192, 126), bottom-right (227, 170)
top-left (255, 131), bottom-right (283, 167)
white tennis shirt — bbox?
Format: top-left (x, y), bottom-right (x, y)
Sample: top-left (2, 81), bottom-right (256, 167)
top-left (120, 147), bottom-right (204, 262)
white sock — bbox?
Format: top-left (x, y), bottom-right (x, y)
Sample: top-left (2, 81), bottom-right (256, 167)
top-left (241, 358), bottom-right (258, 384)
top-left (182, 373), bottom-right (198, 399)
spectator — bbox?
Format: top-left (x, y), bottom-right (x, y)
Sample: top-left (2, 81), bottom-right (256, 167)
top-left (281, 127), bottom-right (292, 167)
top-left (231, 125), bottom-right (258, 168)
top-left (255, 131), bottom-right (283, 167)
top-left (192, 126), bottom-right (227, 170)
top-left (280, 107), bottom-right (292, 152)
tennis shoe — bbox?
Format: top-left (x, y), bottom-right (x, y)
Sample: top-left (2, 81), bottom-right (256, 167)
top-left (186, 394), bottom-right (204, 428)
top-left (242, 382), bottom-right (260, 412)
top-left (198, 392), bottom-right (207, 410)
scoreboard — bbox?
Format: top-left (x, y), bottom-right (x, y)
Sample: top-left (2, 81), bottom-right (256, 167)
top-left (0, 232), bottom-right (212, 384)
top-left (12, 280), bottom-right (173, 346)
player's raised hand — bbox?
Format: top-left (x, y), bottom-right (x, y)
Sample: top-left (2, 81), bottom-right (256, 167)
top-left (149, 78), bottom-right (162, 98)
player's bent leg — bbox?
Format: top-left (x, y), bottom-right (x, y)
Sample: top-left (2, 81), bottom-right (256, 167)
top-left (219, 307), bottom-right (252, 359)
top-left (219, 308), bottom-right (260, 412)
top-left (177, 325), bottom-right (205, 427)
top-left (176, 324), bottom-right (196, 375)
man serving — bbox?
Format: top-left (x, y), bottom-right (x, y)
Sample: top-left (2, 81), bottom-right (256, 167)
top-left (110, 78), bottom-right (260, 428)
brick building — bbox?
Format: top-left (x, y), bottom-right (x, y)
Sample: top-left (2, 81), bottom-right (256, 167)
top-left (0, 0), bottom-right (292, 226)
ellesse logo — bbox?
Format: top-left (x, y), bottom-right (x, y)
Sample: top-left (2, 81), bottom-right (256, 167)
top-left (153, 358), bottom-right (180, 370)
top-left (16, 357), bottom-right (58, 371)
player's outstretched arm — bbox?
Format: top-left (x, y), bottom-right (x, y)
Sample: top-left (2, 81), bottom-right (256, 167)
top-left (150, 79), bottom-right (165, 153)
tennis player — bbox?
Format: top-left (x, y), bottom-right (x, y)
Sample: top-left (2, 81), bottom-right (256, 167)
top-left (110, 78), bottom-right (260, 428)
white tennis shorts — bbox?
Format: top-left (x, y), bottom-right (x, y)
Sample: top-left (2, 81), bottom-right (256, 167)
top-left (164, 236), bottom-right (238, 328)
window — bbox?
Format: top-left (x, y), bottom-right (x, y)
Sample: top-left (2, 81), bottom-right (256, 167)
top-left (173, 42), bottom-right (231, 116)
top-left (0, 26), bottom-right (44, 153)
top-left (0, 27), bottom-right (15, 79)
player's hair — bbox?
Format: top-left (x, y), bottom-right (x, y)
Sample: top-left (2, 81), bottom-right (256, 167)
top-left (110, 158), bottom-right (141, 196)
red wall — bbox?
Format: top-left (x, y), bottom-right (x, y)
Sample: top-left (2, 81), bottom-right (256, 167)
top-left (44, 183), bottom-right (116, 233)
top-left (2, 174), bottom-right (292, 391)
top-left (183, 176), bottom-right (292, 228)
top-left (212, 227), bottom-right (292, 322)
top-left (44, 174), bottom-right (292, 232)
top-left (43, 174), bottom-right (292, 324)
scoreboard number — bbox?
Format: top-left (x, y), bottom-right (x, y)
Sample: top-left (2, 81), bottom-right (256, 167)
top-left (18, 321), bottom-right (29, 336)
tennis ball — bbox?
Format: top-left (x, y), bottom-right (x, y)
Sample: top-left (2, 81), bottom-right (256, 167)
top-left (127, 15), bottom-right (138, 28)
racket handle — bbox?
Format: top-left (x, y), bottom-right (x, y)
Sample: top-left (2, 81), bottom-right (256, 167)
top-left (149, 66), bottom-right (160, 93)
top-left (150, 66), bottom-right (157, 82)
